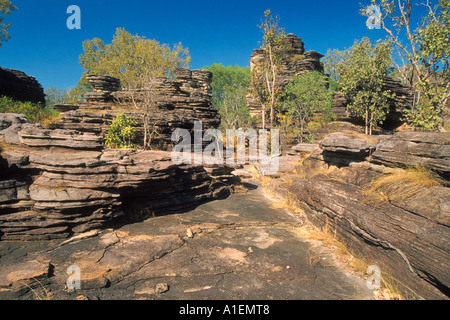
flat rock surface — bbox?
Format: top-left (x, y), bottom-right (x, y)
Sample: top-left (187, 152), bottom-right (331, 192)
top-left (0, 181), bottom-right (374, 300)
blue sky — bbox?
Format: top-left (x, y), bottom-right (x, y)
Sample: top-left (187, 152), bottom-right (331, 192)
top-left (0, 0), bottom-right (391, 90)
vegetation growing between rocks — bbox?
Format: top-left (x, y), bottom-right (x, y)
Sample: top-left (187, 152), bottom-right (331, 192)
top-left (80, 28), bottom-right (191, 149)
top-left (79, 28), bottom-right (191, 89)
top-left (361, 0), bottom-right (450, 131)
top-left (281, 71), bottom-right (334, 142)
top-left (205, 63), bottom-right (256, 130)
top-left (0, 96), bottom-right (59, 126)
top-left (333, 38), bottom-right (394, 135)
top-left (363, 164), bottom-right (446, 203)
top-left (104, 112), bottom-right (138, 149)
top-left (251, 9), bottom-right (289, 129)
top-left (44, 86), bottom-right (86, 106)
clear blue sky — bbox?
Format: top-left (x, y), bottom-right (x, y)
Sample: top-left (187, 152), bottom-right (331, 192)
top-left (0, 0), bottom-right (391, 91)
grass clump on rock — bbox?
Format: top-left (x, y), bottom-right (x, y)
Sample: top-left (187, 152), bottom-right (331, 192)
top-left (363, 164), bottom-right (446, 203)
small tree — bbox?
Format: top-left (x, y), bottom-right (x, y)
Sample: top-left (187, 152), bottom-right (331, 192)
top-left (0, 0), bottom-right (16, 47)
top-left (251, 10), bottom-right (289, 129)
top-left (205, 64), bottom-right (254, 129)
top-left (282, 71), bottom-right (334, 142)
top-left (363, 0), bottom-right (450, 129)
top-left (338, 38), bottom-right (394, 135)
top-left (79, 28), bottom-right (191, 149)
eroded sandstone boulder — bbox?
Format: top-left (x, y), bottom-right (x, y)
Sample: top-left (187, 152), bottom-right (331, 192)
top-left (246, 34), bottom-right (324, 122)
top-left (371, 132), bottom-right (450, 180)
top-left (268, 167), bottom-right (449, 299)
top-left (0, 146), bottom-right (235, 240)
top-left (50, 68), bottom-right (220, 150)
top-left (0, 67), bottom-right (45, 104)
top-left (320, 132), bottom-right (377, 166)
top-left (268, 130), bottom-right (450, 299)
top-left (0, 113), bottom-right (41, 144)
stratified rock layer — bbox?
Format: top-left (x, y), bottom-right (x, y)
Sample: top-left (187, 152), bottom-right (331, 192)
top-left (51, 68), bottom-right (220, 150)
top-left (0, 67), bottom-right (45, 104)
top-left (0, 113), bottom-right (235, 241)
top-left (246, 34), bottom-right (324, 121)
top-left (282, 131), bottom-right (450, 299)
top-left (371, 132), bottom-right (450, 180)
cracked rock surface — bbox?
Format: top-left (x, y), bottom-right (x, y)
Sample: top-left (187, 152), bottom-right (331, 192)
top-left (0, 181), bottom-right (373, 300)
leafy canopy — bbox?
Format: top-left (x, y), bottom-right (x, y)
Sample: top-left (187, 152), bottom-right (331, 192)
top-left (251, 9), bottom-right (289, 128)
top-left (281, 71), bottom-right (334, 140)
top-left (0, 0), bottom-right (17, 47)
top-left (363, 0), bottom-right (450, 130)
top-left (337, 38), bottom-right (394, 135)
top-left (79, 28), bottom-right (191, 89)
top-left (205, 64), bottom-right (254, 129)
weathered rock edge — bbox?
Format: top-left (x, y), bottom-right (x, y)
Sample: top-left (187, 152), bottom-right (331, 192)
top-left (0, 113), bottom-right (237, 241)
top-left (282, 131), bottom-right (450, 299)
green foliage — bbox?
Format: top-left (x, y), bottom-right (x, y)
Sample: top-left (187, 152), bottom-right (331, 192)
top-left (79, 28), bottom-right (191, 89)
top-left (276, 113), bottom-right (301, 148)
top-left (415, 0), bottom-right (450, 127)
top-left (0, 96), bottom-right (59, 125)
top-left (205, 64), bottom-right (255, 129)
top-left (281, 71), bottom-right (334, 141)
top-left (366, 0), bottom-right (449, 130)
top-left (323, 48), bottom-right (351, 84)
top-left (336, 38), bottom-right (394, 135)
top-left (0, 0), bottom-right (16, 47)
top-left (419, 0), bottom-right (450, 74)
top-left (403, 103), bottom-right (442, 131)
top-left (45, 86), bottom-right (87, 106)
top-left (105, 113), bottom-right (138, 149)
top-left (251, 9), bottom-right (289, 128)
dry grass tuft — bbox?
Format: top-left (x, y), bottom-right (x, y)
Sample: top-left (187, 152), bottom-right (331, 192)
top-left (339, 130), bottom-right (379, 144)
top-left (362, 164), bottom-right (445, 203)
top-left (40, 113), bottom-right (61, 129)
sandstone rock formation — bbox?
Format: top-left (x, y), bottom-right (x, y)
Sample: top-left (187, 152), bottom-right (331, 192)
top-left (371, 132), bottom-right (450, 180)
top-left (320, 132), bottom-right (377, 166)
top-left (0, 113), bottom-right (236, 241)
top-left (332, 77), bottom-right (414, 129)
top-left (282, 131), bottom-right (450, 299)
top-left (246, 34), bottom-right (325, 122)
top-left (0, 67), bottom-right (45, 104)
top-left (84, 75), bottom-right (121, 102)
top-left (50, 68), bottom-right (220, 150)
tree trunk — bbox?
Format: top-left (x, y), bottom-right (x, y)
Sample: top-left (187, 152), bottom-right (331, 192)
top-left (262, 105), bottom-right (266, 130)
top-left (300, 119), bottom-right (304, 143)
top-left (365, 107), bottom-right (369, 135)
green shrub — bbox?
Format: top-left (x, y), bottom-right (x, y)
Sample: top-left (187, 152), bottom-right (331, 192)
top-left (105, 113), bottom-right (138, 149)
top-left (0, 96), bottom-right (59, 125)
top-left (402, 103), bottom-right (442, 132)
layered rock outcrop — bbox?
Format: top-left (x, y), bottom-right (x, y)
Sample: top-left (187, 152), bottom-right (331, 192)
top-left (0, 67), bottom-right (45, 104)
top-left (51, 68), bottom-right (220, 150)
top-left (246, 34), bottom-right (324, 121)
top-left (372, 132), bottom-right (450, 180)
top-left (0, 114), bottom-right (235, 241)
top-left (332, 77), bottom-right (414, 129)
top-left (279, 131), bottom-right (450, 299)
top-left (83, 75), bottom-right (121, 102)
